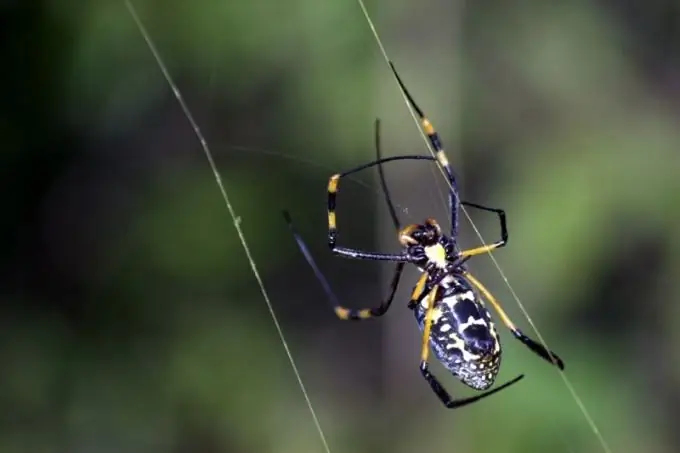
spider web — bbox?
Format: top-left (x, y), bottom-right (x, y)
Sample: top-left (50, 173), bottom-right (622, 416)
top-left (124, 3), bottom-right (333, 453)
top-left (123, 1), bottom-right (613, 452)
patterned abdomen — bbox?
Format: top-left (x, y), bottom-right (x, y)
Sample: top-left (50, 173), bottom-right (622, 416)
top-left (414, 276), bottom-right (502, 390)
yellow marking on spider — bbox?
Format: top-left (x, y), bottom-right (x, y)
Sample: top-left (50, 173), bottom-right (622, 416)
top-left (460, 244), bottom-right (498, 258)
top-left (335, 307), bottom-right (350, 319)
top-left (398, 224), bottom-right (419, 245)
top-left (408, 273), bottom-right (429, 308)
top-left (420, 287), bottom-right (439, 362)
top-left (422, 119), bottom-right (435, 135)
top-left (464, 272), bottom-right (516, 330)
top-left (358, 309), bottom-right (372, 319)
top-left (328, 174), bottom-right (340, 193)
top-left (424, 243), bottom-right (447, 268)
top-left (400, 235), bottom-right (417, 245)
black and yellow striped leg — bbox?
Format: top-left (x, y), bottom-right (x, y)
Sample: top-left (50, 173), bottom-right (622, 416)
top-left (417, 285), bottom-right (525, 408)
top-left (287, 155), bottom-right (442, 269)
top-left (464, 272), bottom-right (565, 370)
top-left (283, 211), bottom-right (406, 320)
top-left (389, 61), bottom-right (462, 238)
top-left (459, 201), bottom-right (508, 258)
top-left (326, 172), bottom-right (411, 263)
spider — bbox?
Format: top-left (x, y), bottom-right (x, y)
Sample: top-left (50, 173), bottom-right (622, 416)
top-left (282, 61), bottom-right (564, 409)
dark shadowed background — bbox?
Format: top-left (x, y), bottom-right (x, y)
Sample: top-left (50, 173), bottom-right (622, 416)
top-left (2, 1), bottom-right (680, 452)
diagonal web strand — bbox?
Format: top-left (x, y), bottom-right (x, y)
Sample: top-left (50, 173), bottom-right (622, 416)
top-left (354, 1), bottom-right (612, 453)
top-left (123, 2), bottom-right (332, 452)
top-left (124, 0), bottom-right (611, 451)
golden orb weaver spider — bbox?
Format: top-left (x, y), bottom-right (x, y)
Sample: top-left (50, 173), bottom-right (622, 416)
top-left (283, 61), bottom-right (564, 409)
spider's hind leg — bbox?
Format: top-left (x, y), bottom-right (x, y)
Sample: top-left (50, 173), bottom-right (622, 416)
top-left (420, 362), bottom-right (524, 409)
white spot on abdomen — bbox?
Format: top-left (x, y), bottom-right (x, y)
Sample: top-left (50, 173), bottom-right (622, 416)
top-left (459, 316), bottom-right (488, 332)
top-left (444, 334), bottom-right (480, 361)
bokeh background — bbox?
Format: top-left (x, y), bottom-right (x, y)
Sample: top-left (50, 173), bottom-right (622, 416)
top-left (3, 0), bottom-right (680, 452)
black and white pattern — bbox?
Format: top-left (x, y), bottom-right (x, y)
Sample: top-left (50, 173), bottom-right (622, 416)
top-left (414, 275), bottom-right (502, 390)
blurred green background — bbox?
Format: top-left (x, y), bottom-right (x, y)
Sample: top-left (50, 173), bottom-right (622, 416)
top-left (2, 0), bottom-right (679, 452)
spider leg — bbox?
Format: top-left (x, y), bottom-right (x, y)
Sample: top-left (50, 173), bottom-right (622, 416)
top-left (385, 63), bottom-right (508, 256)
top-left (326, 150), bottom-right (443, 263)
top-left (286, 140), bottom-right (433, 264)
top-left (420, 364), bottom-right (525, 409)
top-left (283, 211), bottom-right (405, 320)
top-left (369, 117), bottom-right (413, 314)
top-left (389, 61), bottom-right (461, 239)
top-left (327, 159), bottom-right (410, 262)
top-left (458, 201), bottom-right (508, 257)
top-left (417, 285), bottom-right (524, 408)
top-left (406, 272), bottom-right (429, 310)
top-left (283, 134), bottom-right (440, 317)
top-left (464, 272), bottom-right (565, 370)
top-left (374, 118), bottom-right (401, 231)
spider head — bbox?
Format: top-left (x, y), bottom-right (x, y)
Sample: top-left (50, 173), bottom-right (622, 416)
top-left (400, 219), bottom-right (456, 269)
top-left (399, 218), bottom-right (442, 247)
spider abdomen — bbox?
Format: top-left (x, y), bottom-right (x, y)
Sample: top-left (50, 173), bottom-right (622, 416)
top-left (414, 279), bottom-right (503, 390)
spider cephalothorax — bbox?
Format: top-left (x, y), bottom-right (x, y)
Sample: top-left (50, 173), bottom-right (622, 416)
top-left (400, 219), bottom-right (454, 270)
